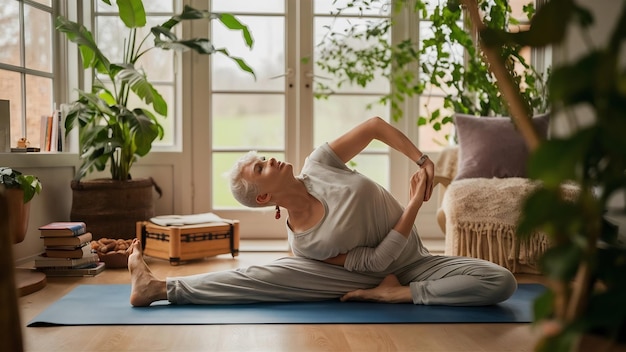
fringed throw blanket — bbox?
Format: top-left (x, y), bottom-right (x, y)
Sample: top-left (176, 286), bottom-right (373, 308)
top-left (440, 177), bottom-right (578, 274)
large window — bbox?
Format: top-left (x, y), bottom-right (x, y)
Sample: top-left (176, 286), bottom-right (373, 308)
top-left (0, 0), bottom-right (55, 150)
top-left (200, 0), bottom-right (397, 238)
top-left (209, 0), bottom-right (288, 209)
top-left (312, 1), bottom-right (392, 186)
top-left (197, 0), bottom-right (546, 239)
top-left (209, 0), bottom-right (393, 211)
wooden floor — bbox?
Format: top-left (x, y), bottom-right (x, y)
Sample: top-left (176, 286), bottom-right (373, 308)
top-left (18, 250), bottom-right (544, 352)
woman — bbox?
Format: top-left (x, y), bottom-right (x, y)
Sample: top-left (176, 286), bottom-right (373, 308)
top-left (128, 117), bottom-right (516, 307)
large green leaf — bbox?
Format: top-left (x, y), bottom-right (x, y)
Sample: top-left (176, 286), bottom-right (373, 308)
top-left (15, 175), bottom-right (42, 203)
top-left (55, 17), bottom-right (111, 74)
top-left (79, 124), bottom-right (110, 154)
top-left (216, 48), bottom-right (256, 79)
top-left (532, 289), bottom-right (554, 322)
top-left (128, 108), bottom-right (162, 156)
top-left (549, 52), bottom-right (602, 105)
top-left (151, 28), bottom-right (217, 53)
top-left (116, 67), bottom-right (168, 116)
top-left (481, 0), bottom-right (575, 48)
top-left (116, 0), bottom-right (146, 28)
top-left (75, 89), bottom-right (116, 118)
top-left (527, 129), bottom-right (596, 187)
top-left (540, 243), bottom-right (582, 281)
top-left (218, 13), bottom-right (254, 49)
top-left (76, 148), bottom-right (109, 181)
top-left (517, 187), bottom-right (582, 241)
top-left (175, 5), bottom-right (220, 21)
top-left (64, 98), bottom-right (93, 133)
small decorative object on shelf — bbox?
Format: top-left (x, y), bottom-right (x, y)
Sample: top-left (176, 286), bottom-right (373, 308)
top-left (16, 138), bottom-right (28, 148)
top-left (10, 138), bottom-right (40, 153)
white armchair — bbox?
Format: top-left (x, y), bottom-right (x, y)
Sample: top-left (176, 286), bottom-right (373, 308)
top-left (434, 146), bottom-right (578, 274)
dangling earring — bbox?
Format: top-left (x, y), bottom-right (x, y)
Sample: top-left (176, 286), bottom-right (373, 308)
top-left (275, 205), bottom-right (281, 219)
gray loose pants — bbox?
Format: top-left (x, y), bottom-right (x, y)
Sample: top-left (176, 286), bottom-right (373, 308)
top-left (166, 255), bottom-right (517, 306)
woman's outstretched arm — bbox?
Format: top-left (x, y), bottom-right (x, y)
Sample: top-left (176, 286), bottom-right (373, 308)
top-left (328, 116), bottom-right (435, 201)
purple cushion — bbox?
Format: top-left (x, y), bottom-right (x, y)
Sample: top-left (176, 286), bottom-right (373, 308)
top-left (454, 113), bottom-right (549, 180)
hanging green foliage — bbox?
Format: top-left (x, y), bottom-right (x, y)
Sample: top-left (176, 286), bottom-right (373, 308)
top-left (315, 0), bottom-right (549, 134)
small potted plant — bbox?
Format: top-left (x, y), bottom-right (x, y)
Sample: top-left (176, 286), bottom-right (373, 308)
top-left (0, 167), bottom-right (42, 243)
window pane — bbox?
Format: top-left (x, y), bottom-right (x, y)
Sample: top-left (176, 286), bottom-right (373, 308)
top-left (315, 0), bottom-right (391, 16)
top-left (136, 29), bottom-right (175, 82)
top-left (422, 1), bottom-right (444, 17)
top-left (212, 151), bottom-right (284, 208)
top-left (314, 16), bottom-right (390, 94)
top-left (419, 21), bottom-right (463, 96)
top-left (143, 1), bottom-right (174, 13)
top-left (32, 0), bottom-right (52, 6)
top-left (212, 0), bottom-right (284, 13)
top-left (212, 16), bottom-right (285, 91)
top-left (349, 154), bottom-right (389, 189)
top-left (0, 70), bottom-right (23, 146)
top-left (0, 1), bottom-right (20, 67)
top-left (509, 0), bottom-right (533, 21)
top-left (25, 74), bottom-right (52, 147)
top-left (96, 1), bottom-right (174, 13)
top-left (152, 85), bottom-right (175, 146)
top-left (212, 93), bottom-right (284, 149)
top-left (314, 95), bottom-right (389, 148)
top-left (96, 15), bottom-right (172, 80)
top-left (95, 16), bottom-right (129, 63)
top-left (24, 5), bottom-right (52, 72)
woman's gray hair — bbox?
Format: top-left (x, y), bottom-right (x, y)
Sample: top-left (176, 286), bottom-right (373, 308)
top-left (227, 151), bottom-right (265, 208)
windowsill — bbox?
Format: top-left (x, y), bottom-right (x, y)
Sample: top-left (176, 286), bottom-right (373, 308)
top-left (0, 152), bottom-right (79, 169)
top-left (1, 151), bottom-right (76, 154)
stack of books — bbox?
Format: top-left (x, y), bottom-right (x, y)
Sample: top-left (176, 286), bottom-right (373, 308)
top-left (35, 221), bottom-right (104, 276)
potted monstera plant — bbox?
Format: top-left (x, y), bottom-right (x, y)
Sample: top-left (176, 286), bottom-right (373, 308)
top-left (57, 0), bottom-right (255, 239)
top-left (0, 167), bottom-right (42, 244)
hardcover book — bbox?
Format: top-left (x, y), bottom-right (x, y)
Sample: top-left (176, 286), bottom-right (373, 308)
top-left (44, 243), bottom-right (93, 259)
top-left (42, 232), bottom-right (92, 247)
top-left (34, 252), bottom-right (99, 268)
top-left (38, 262), bottom-right (105, 277)
top-left (38, 222), bottom-right (87, 237)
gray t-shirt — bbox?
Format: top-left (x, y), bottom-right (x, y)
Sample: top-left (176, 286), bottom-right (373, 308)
top-left (287, 143), bottom-right (430, 270)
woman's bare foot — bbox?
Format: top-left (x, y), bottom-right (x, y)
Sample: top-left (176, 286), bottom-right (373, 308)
top-left (340, 274), bottom-right (412, 303)
top-left (128, 239), bottom-right (167, 307)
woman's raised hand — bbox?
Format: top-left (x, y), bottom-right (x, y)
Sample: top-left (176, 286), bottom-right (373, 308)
top-left (409, 168), bottom-right (428, 208)
top-left (421, 159), bottom-right (435, 201)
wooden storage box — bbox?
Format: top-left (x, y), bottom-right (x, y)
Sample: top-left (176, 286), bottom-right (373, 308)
top-left (136, 220), bottom-right (239, 265)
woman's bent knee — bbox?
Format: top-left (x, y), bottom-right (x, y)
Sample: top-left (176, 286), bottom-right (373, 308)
top-left (490, 268), bottom-right (517, 304)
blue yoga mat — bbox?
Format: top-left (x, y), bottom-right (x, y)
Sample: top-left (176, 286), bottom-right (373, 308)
top-left (28, 283), bottom-right (544, 326)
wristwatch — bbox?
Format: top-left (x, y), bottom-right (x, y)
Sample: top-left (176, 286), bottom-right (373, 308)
top-left (416, 154), bottom-right (429, 167)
